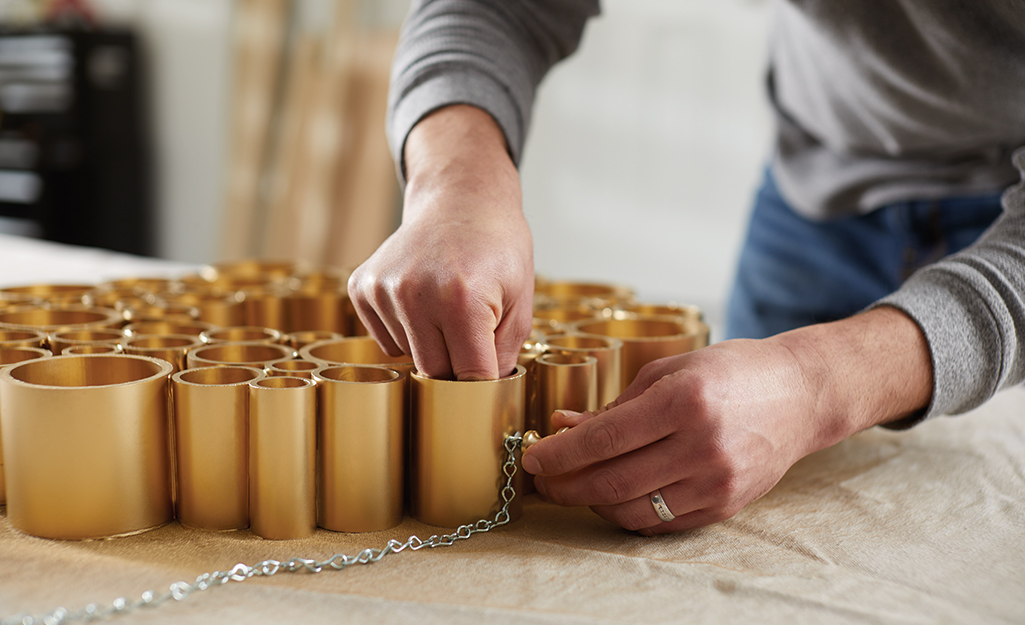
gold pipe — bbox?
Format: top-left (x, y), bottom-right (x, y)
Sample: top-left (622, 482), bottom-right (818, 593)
top-left (536, 353), bottom-right (598, 436)
top-left (200, 326), bottom-right (283, 344)
top-left (239, 285), bottom-right (289, 331)
top-left (123, 319), bottom-right (216, 339)
top-left (123, 334), bottom-right (203, 373)
top-left (285, 289), bottom-right (348, 334)
top-left (613, 302), bottom-right (704, 323)
top-left (0, 354), bottom-right (174, 539)
top-left (0, 284), bottom-right (94, 306)
top-left (121, 302), bottom-right (200, 324)
top-left (62, 344), bottom-right (122, 355)
top-left (571, 316), bottom-right (707, 388)
top-left (202, 259), bottom-right (297, 282)
top-left (101, 277), bottom-right (174, 295)
top-left (299, 337), bottom-right (413, 377)
top-left (249, 376), bottom-right (317, 539)
top-left (187, 341), bottom-right (295, 369)
top-left (542, 333), bottom-right (624, 407)
top-left (315, 365), bottom-right (405, 532)
top-left (0, 346), bottom-right (51, 505)
top-left (532, 307), bottom-right (603, 333)
top-left (162, 292), bottom-right (246, 327)
top-left (265, 359), bottom-right (319, 378)
top-left (410, 366), bottom-right (526, 528)
top-left (284, 330), bottom-right (343, 351)
top-left (0, 305), bottom-right (122, 333)
top-left (0, 329), bottom-right (47, 349)
top-left (171, 366), bottom-right (265, 530)
top-left (83, 286), bottom-right (148, 308)
top-left (48, 328), bottom-right (125, 355)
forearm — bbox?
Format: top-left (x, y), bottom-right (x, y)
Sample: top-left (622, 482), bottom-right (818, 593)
top-left (774, 307), bottom-right (933, 450)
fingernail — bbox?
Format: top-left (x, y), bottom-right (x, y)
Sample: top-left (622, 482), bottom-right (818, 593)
top-left (522, 453), bottom-right (542, 475)
top-left (638, 528), bottom-right (653, 537)
top-left (554, 409), bottom-right (581, 420)
top-left (534, 476), bottom-right (548, 498)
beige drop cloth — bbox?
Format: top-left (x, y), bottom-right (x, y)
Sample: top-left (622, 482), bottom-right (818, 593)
top-left (1, 235), bottom-right (1023, 624)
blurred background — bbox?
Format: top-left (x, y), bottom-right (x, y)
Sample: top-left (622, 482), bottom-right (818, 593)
top-left (0, 0), bottom-right (772, 337)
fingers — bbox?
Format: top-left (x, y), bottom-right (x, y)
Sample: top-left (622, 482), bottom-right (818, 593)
top-left (493, 301), bottom-right (532, 378)
top-left (589, 480), bottom-right (713, 532)
top-left (522, 382), bottom-right (678, 477)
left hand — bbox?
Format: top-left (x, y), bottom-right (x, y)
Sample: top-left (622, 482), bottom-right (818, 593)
top-left (520, 309), bottom-right (932, 534)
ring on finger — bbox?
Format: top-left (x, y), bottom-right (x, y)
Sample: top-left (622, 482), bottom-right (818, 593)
top-left (650, 489), bottom-right (676, 523)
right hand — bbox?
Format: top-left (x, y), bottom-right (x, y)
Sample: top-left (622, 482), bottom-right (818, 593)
top-left (347, 105), bottom-right (535, 380)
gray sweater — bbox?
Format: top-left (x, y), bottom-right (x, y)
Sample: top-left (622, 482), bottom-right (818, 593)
top-left (387, 0), bottom-right (1025, 421)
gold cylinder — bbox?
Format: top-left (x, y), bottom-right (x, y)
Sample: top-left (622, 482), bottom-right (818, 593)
top-left (121, 302), bottom-right (200, 324)
top-left (615, 302), bottom-right (703, 323)
top-left (315, 365), bottom-right (405, 532)
top-left (203, 259), bottom-right (297, 282)
top-left (0, 284), bottom-right (94, 306)
top-left (536, 353), bottom-right (598, 436)
top-left (123, 334), bottom-right (203, 373)
top-left (0, 346), bottom-right (51, 505)
top-left (249, 376), bottom-right (317, 539)
top-left (171, 366), bottom-right (265, 530)
top-left (0, 305), bottom-right (122, 333)
top-left (123, 319), bottom-right (216, 339)
top-left (240, 285), bottom-right (289, 331)
top-left (102, 277), bottom-right (174, 296)
top-left (285, 330), bottom-right (343, 351)
top-left (299, 337), bottom-right (413, 377)
top-left (200, 326), bottom-right (282, 345)
top-left (285, 289), bottom-right (347, 334)
top-left (187, 341), bottom-right (295, 369)
top-left (411, 366), bottom-right (526, 528)
top-left (265, 359), bottom-right (319, 378)
top-left (534, 280), bottom-right (634, 309)
top-left (62, 344), bottom-right (122, 355)
top-left (543, 333), bottom-right (624, 407)
top-left (0, 354), bottom-right (174, 539)
top-left (163, 292), bottom-right (246, 327)
top-left (48, 328), bottom-right (125, 355)
top-left (0, 329), bottom-right (47, 349)
top-left (532, 307), bottom-right (603, 333)
top-left (571, 316), bottom-right (706, 388)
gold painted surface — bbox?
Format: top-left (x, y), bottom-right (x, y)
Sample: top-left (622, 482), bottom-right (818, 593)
top-left (47, 328), bottom-right (125, 355)
top-left (299, 337), bottom-right (413, 377)
top-left (0, 305), bottom-right (122, 333)
top-left (285, 289), bottom-right (348, 334)
top-left (542, 333), bottom-right (624, 407)
top-left (285, 330), bottom-right (343, 351)
top-left (123, 320), bottom-right (216, 339)
top-left (200, 326), bottom-right (283, 345)
top-left (536, 353), bottom-right (598, 437)
top-left (61, 344), bottom-right (122, 355)
top-left (171, 366), bottom-right (264, 530)
top-left (0, 354), bottom-right (173, 539)
top-left (315, 365), bottom-right (405, 532)
top-left (121, 302), bottom-right (200, 324)
top-left (265, 360), bottom-right (319, 378)
top-left (411, 366), bottom-right (525, 528)
top-left (239, 285), bottom-right (289, 330)
top-left (123, 335), bottom-right (203, 373)
top-left (0, 346), bottom-right (51, 505)
top-left (0, 284), bottom-right (93, 306)
top-left (571, 316), bottom-right (707, 388)
top-left (0, 329), bottom-right (47, 349)
top-left (614, 302), bottom-right (704, 323)
top-left (532, 307), bottom-right (603, 333)
top-left (162, 292), bottom-right (246, 327)
top-left (248, 377), bottom-right (317, 540)
top-left (188, 341), bottom-right (295, 369)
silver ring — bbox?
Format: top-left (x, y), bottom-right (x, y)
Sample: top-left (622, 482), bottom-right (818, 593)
top-left (650, 489), bottom-right (675, 523)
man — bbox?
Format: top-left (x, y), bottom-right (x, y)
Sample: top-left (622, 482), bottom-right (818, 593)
top-left (348, 0), bottom-right (1025, 534)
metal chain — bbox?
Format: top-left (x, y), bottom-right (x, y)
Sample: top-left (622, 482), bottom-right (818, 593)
top-left (2, 434), bottom-right (524, 625)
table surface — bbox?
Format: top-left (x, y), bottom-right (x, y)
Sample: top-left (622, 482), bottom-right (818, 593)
top-left (1, 235), bottom-right (1023, 624)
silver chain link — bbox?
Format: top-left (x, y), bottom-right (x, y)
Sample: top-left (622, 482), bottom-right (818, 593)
top-left (2, 434), bottom-right (524, 625)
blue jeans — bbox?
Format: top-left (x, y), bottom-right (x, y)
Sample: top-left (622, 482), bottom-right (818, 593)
top-left (725, 171), bottom-right (1005, 340)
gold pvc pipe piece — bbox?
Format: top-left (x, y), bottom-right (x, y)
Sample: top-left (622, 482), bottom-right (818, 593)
top-left (123, 334), bottom-right (203, 373)
top-left (0, 284), bottom-right (94, 306)
top-left (102, 277), bottom-right (174, 295)
top-left (571, 316), bottom-right (705, 388)
top-left (536, 353), bottom-right (598, 436)
top-left (315, 365), bottom-right (405, 532)
top-left (614, 302), bottom-right (704, 323)
top-left (285, 330), bottom-right (343, 351)
top-left (121, 302), bottom-right (200, 324)
top-left (0, 346), bottom-right (51, 505)
top-left (534, 280), bottom-right (634, 309)
top-left (202, 259), bottom-right (297, 282)
top-left (300, 337), bottom-right (413, 377)
top-left (543, 333), bottom-right (624, 407)
top-left (171, 366), bottom-right (265, 530)
top-left (200, 326), bottom-right (283, 344)
top-left (532, 307), bottom-right (603, 333)
top-left (163, 292), bottom-right (246, 327)
top-left (410, 366), bottom-right (526, 528)
top-left (249, 376), bottom-right (317, 539)
top-left (0, 354), bottom-right (174, 539)
top-left (265, 359), bottom-right (319, 378)
top-left (187, 341), bottom-right (295, 369)
top-left (240, 285), bottom-right (289, 331)
top-left (0, 329), bottom-right (47, 349)
top-left (285, 289), bottom-right (348, 334)
top-left (0, 305), bottom-right (122, 333)
top-left (123, 319), bottom-right (216, 339)
top-left (62, 344), bottom-right (122, 355)
top-left (48, 328), bottom-right (125, 355)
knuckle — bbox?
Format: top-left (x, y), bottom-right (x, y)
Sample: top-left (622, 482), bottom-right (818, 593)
top-left (582, 419), bottom-right (623, 460)
top-left (600, 506), bottom-right (649, 532)
top-left (589, 468), bottom-right (630, 504)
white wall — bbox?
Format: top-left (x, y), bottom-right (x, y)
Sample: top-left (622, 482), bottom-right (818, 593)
top-left (521, 0), bottom-right (773, 338)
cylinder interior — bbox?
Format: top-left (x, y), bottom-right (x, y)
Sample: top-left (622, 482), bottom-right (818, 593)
top-left (253, 376), bottom-right (310, 389)
top-left (0, 308), bottom-right (114, 328)
top-left (545, 334), bottom-right (617, 350)
top-left (538, 353), bottom-right (594, 367)
top-left (52, 329), bottom-right (124, 343)
top-left (126, 335), bottom-right (197, 349)
top-left (63, 344), bottom-right (121, 355)
top-left (0, 347), bottom-right (50, 365)
top-left (193, 342), bottom-right (292, 364)
top-left (318, 365), bottom-right (398, 383)
top-left (271, 360), bottom-right (319, 372)
top-left (177, 366), bottom-right (262, 385)
top-left (1, 284), bottom-right (93, 297)
top-left (125, 320), bottom-right (213, 337)
top-left (0, 329), bottom-right (45, 343)
top-left (205, 327), bottom-right (277, 342)
top-left (304, 338), bottom-right (409, 365)
top-left (8, 355), bottom-right (166, 387)
top-left (575, 318), bottom-right (685, 339)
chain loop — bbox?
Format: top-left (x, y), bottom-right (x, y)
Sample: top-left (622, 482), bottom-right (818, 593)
top-left (2, 433), bottom-right (524, 625)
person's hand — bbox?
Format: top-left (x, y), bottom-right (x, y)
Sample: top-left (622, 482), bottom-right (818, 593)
top-left (521, 307), bottom-right (933, 534)
top-left (348, 105), bottom-right (534, 380)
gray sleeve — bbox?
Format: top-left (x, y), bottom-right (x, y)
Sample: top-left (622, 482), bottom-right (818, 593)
top-left (873, 146), bottom-right (1025, 427)
top-left (386, 0), bottom-right (600, 183)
